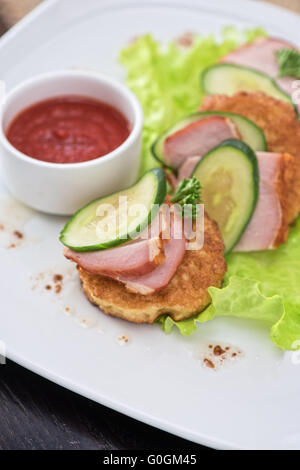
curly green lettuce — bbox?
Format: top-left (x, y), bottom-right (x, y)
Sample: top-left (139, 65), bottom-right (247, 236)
top-left (120, 27), bottom-right (300, 351)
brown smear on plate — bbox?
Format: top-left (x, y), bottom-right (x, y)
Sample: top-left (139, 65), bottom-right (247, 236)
top-left (198, 342), bottom-right (243, 371)
top-left (117, 335), bottom-right (130, 346)
top-left (30, 272), bottom-right (64, 295)
top-left (53, 274), bottom-right (63, 283)
top-left (0, 196), bottom-right (33, 249)
top-left (203, 358), bottom-right (215, 369)
top-left (13, 230), bottom-right (24, 239)
top-left (30, 267), bottom-right (101, 333)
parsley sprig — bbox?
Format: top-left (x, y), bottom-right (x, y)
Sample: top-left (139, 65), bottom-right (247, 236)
top-left (276, 48), bottom-right (300, 79)
top-left (171, 177), bottom-right (202, 219)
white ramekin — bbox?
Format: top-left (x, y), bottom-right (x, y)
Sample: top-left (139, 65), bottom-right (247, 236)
top-left (0, 70), bottom-right (143, 215)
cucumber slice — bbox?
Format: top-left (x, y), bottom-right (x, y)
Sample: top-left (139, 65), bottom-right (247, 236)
top-left (151, 111), bottom-right (266, 169)
top-left (60, 168), bottom-right (166, 252)
top-left (192, 139), bottom-right (259, 254)
top-left (202, 63), bottom-right (292, 105)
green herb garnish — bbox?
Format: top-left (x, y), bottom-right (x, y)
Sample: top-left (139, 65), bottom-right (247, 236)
top-left (276, 48), bottom-right (300, 79)
top-left (171, 177), bottom-right (202, 219)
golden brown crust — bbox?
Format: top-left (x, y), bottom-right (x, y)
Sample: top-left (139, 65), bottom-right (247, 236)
top-left (78, 213), bottom-right (227, 324)
top-left (200, 92), bottom-right (300, 222)
top-left (274, 152), bottom-right (295, 247)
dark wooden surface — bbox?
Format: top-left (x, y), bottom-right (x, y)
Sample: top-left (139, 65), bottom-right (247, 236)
top-left (0, 360), bottom-right (206, 450)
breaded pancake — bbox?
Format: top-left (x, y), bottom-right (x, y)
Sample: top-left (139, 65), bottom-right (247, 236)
top-left (201, 92), bottom-right (300, 222)
top-left (78, 213), bottom-right (226, 324)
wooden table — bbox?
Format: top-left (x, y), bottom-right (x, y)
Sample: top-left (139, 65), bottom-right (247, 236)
top-left (0, 360), bottom-right (202, 450)
top-left (0, 0), bottom-right (298, 451)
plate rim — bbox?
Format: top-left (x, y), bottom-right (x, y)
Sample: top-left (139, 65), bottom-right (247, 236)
top-left (1, 0), bottom-right (300, 451)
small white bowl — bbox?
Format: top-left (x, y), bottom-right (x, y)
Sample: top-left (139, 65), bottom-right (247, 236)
top-left (0, 71), bottom-right (143, 215)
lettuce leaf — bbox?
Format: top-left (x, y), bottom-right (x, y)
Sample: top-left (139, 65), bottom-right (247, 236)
top-left (120, 27), bottom-right (300, 351)
top-left (120, 27), bottom-right (266, 174)
top-left (157, 219), bottom-right (300, 351)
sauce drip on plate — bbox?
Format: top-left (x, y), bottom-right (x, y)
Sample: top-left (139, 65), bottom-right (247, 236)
top-left (6, 95), bottom-right (130, 164)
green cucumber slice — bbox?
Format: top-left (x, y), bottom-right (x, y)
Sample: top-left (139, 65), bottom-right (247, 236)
top-left (60, 168), bottom-right (167, 252)
top-left (151, 111), bottom-right (266, 169)
top-left (202, 63), bottom-right (293, 105)
top-left (192, 139), bottom-right (259, 254)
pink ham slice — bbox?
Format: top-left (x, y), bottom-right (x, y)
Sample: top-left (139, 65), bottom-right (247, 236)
top-left (220, 37), bottom-right (300, 112)
top-left (220, 37), bottom-right (294, 76)
top-left (163, 116), bottom-right (240, 169)
top-left (64, 208), bottom-right (169, 278)
top-left (117, 208), bottom-right (186, 294)
top-left (64, 237), bottom-right (165, 278)
top-left (234, 152), bottom-right (293, 252)
top-left (64, 205), bottom-right (186, 294)
top-left (177, 155), bottom-right (201, 182)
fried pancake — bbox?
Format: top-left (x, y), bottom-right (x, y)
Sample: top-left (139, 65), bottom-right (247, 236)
top-left (272, 152), bottom-right (295, 246)
top-left (78, 213), bottom-right (227, 324)
top-left (200, 92), bottom-right (300, 222)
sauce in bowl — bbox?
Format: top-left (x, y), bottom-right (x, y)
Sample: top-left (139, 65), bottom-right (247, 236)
top-left (6, 95), bottom-right (130, 164)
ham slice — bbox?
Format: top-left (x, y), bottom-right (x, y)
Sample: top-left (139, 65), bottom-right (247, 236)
top-left (117, 208), bottom-right (186, 294)
top-left (177, 155), bottom-right (201, 182)
top-left (64, 209), bottom-right (169, 277)
top-left (164, 116), bottom-right (240, 168)
top-left (164, 170), bottom-right (178, 192)
top-left (220, 37), bottom-right (300, 112)
top-left (220, 37), bottom-right (294, 77)
top-left (234, 152), bottom-right (294, 252)
top-left (65, 204), bottom-right (187, 294)
top-left (64, 237), bottom-right (165, 277)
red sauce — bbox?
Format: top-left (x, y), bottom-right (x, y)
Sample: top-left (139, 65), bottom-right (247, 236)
top-left (6, 95), bottom-right (130, 164)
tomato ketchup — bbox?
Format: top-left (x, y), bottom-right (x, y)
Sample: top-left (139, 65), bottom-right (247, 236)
top-left (6, 95), bottom-right (130, 164)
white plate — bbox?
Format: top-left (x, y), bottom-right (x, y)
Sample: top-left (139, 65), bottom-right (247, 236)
top-left (1, 0), bottom-right (300, 450)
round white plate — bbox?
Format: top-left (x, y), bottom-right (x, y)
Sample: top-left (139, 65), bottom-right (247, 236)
top-left (0, 0), bottom-right (300, 450)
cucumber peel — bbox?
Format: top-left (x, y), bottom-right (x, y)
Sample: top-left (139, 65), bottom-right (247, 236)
top-left (60, 168), bottom-right (167, 252)
top-left (201, 63), bottom-right (293, 106)
top-left (192, 139), bottom-right (259, 254)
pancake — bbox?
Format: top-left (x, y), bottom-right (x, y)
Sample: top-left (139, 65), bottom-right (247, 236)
top-left (78, 213), bottom-right (227, 324)
top-left (200, 92), bottom-right (300, 223)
